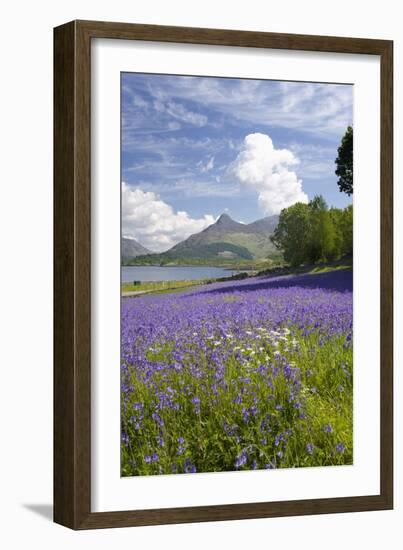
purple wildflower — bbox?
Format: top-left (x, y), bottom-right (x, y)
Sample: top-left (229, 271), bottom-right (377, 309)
top-left (234, 449), bottom-right (248, 469)
top-left (306, 443), bottom-right (314, 455)
top-left (184, 458), bottom-right (196, 473)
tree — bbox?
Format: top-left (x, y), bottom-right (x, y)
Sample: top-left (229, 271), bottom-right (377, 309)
top-left (328, 207), bottom-right (344, 259)
top-left (339, 204), bottom-right (353, 256)
top-left (335, 126), bottom-right (353, 195)
top-left (329, 205), bottom-right (353, 257)
top-left (271, 202), bottom-right (311, 267)
top-left (271, 197), bottom-right (352, 267)
top-left (306, 196), bottom-right (336, 263)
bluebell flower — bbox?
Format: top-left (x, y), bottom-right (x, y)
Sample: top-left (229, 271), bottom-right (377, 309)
top-left (191, 396), bottom-right (201, 413)
top-left (242, 407), bottom-right (250, 423)
top-left (234, 449), bottom-right (248, 469)
top-left (152, 412), bottom-right (164, 427)
top-left (184, 458), bottom-right (196, 473)
top-left (306, 443), bottom-right (314, 455)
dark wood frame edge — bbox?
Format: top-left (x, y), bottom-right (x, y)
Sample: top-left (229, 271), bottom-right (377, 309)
top-left (54, 20), bottom-right (393, 530)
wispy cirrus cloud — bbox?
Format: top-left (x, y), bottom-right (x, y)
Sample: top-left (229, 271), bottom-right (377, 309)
top-left (197, 156), bottom-right (215, 173)
top-left (121, 72), bottom-right (353, 228)
top-left (136, 75), bottom-right (353, 137)
top-left (127, 176), bottom-right (240, 199)
top-left (289, 142), bottom-right (339, 180)
top-left (122, 134), bottom-right (229, 155)
top-left (153, 99), bottom-right (208, 127)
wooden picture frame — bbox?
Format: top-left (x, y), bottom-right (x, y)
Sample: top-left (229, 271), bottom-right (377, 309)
top-left (54, 19), bottom-right (393, 529)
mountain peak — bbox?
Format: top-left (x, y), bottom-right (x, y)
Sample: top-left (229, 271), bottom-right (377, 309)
top-left (122, 236), bottom-right (152, 258)
top-left (141, 212), bottom-right (279, 262)
top-left (216, 213), bottom-right (235, 225)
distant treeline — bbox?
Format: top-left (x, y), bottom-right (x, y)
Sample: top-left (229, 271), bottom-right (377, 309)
top-left (271, 195), bottom-right (353, 267)
top-left (125, 242), bottom-right (254, 266)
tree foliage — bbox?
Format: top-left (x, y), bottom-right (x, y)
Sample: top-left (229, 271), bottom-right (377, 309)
top-left (306, 196), bottom-right (336, 263)
top-left (271, 196), bottom-right (353, 267)
top-left (270, 203), bottom-right (311, 267)
top-left (335, 126), bottom-right (353, 196)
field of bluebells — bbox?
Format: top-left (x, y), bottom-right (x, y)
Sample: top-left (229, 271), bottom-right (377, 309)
top-left (121, 269), bottom-right (353, 476)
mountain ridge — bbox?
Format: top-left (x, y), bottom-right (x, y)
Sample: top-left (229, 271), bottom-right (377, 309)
top-left (122, 236), bottom-right (152, 260)
top-left (123, 212), bottom-right (280, 265)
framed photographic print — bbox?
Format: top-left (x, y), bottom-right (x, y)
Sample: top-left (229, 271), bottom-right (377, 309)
top-left (54, 20), bottom-right (393, 529)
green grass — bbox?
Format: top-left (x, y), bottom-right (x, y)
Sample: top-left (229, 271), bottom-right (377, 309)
top-left (309, 265), bottom-right (351, 274)
top-left (122, 279), bottom-right (209, 294)
top-left (122, 262), bottom-right (352, 297)
top-left (257, 257), bottom-right (353, 279)
top-left (309, 259), bottom-right (352, 274)
top-left (121, 327), bottom-right (352, 475)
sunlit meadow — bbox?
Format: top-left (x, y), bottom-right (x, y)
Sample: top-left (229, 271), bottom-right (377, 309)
top-left (121, 269), bottom-right (352, 476)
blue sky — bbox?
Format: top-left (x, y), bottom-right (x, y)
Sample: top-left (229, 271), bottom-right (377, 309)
top-left (122, 73), bottom-right (353, 252)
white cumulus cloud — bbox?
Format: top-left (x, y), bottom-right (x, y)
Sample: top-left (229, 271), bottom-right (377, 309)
top-left (231, 133), bottom-right (308, 215)
top-left (122, 183), bottom-right (215, 252)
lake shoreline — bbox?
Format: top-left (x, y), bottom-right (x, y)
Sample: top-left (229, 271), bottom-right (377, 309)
top-left (121, 263), bottom-right (353, 298)
top-left (121, 265), bottom-right (246, 284)
top-left (121, 264), bottom-right (252, 271)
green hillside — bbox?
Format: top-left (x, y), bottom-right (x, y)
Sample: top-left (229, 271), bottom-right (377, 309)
top-left (124, 213), bottom-right (281, 266)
